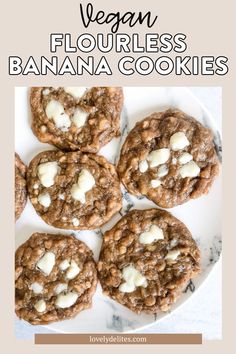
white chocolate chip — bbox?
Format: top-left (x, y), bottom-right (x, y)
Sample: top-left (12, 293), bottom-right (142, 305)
top-left (119, 265), bottom-right (147, 293)
top-left (172, 157), bottom-right (177, 165)
top-left (139, 160), bottom-right (148, 173)
top-left (45, 100), bottom-right (71, 131)
top-left (157, 164), bottom-right (169, 178)
top-left (71, 169), bottom-right (95, 203)
top-left (54, 283), bottom-right (68, 295)
top-left (55, 116), bottom-right (71, 131)
top-left (42, 88), bottom-right (50, 95)
top-left (72, 218), bottom-right (80, 227)
top-left (178, 152), bottom-right (193, 165)
top-left (55, 292), bottom-right (78, 308)
top-left (34, 299), bottom-right (46, 313)
top-left (58, 194), bottom-right (65, 200)
top-left (36, 252), bottom-right (55, 276)
top-left (179, 161), bottom-right (200, 178)
top-left (151, 179), bottom-right (161, 188)
top-left (71, 188), bottom-right (86, 204)
top-left (169, 238), bottom-right (178, 249)
top-left (170, 132), bottom-right (190, 151)
top-left (59, 259), bottom-right (80, 279)
top-left (38, 192), bottom-right (51, 208)
top-left (37, 161), bottom-right (59, 188)
top-left (40, 125), bottom-right (47, 133)
top-left (30, 282), bottom-right (43, 294)
top-left (139, 225), bottom-right (164, 244)
top-left (76, 169), bottom-right (95, 192)
top-left (119, 282), bottom-right (136, 293)
top-left (59, 259), bottom-right (70, 271)
top-left (165, 250), bottom-right (180, 261)
top-left (147, 148), bottom-right (170, 168)
top-left (66, 260), bottom-right (81, 280)
top-left (72, 108), bottom-right (89, 129)
top-left (64, 87), bottom-right (87, 100)
top-left (33, 183), bottom-right (39, 189)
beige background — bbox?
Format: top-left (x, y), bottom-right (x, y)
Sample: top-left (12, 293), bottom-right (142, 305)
top-left (0, 0), bottom-right (235, 352)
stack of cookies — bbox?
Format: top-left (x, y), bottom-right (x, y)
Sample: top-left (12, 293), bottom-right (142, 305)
top-left (15, 87), bottom-right (219, 325)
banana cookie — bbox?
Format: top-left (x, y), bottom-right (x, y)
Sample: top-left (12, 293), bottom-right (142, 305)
top-left (117, 109), bottom-right (219, 208)
top-left (30, 87), bottom-right (123, 152)
top-left (15, 233), bottom-right (97, 325)
top-left (15, 153), bottom-right (27, 220)
top-left (27, 150), bottom-right (122, 230)
top-left (98, 209), bottom-right (200, 314)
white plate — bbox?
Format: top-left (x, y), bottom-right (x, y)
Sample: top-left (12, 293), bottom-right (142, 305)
top-left (15, 87), bottom-right (222, 333)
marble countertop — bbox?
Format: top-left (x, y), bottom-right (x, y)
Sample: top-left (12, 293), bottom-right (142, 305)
top-left (15, 87), bottom-right (222, 340)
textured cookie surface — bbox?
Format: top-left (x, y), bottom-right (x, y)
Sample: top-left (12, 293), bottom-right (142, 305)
top-left (15, 153), bottom-right (27, 220)
top-left (15, 233), bottom-right (97, 325)
top-left (98, 209), bottom-right (200, 314)
top-left (30, 87), bottom-right (123, 152)
top-left (27, 150), bottom-right (122, 230)
top-left (117, 109), bottom-right (219, 208)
